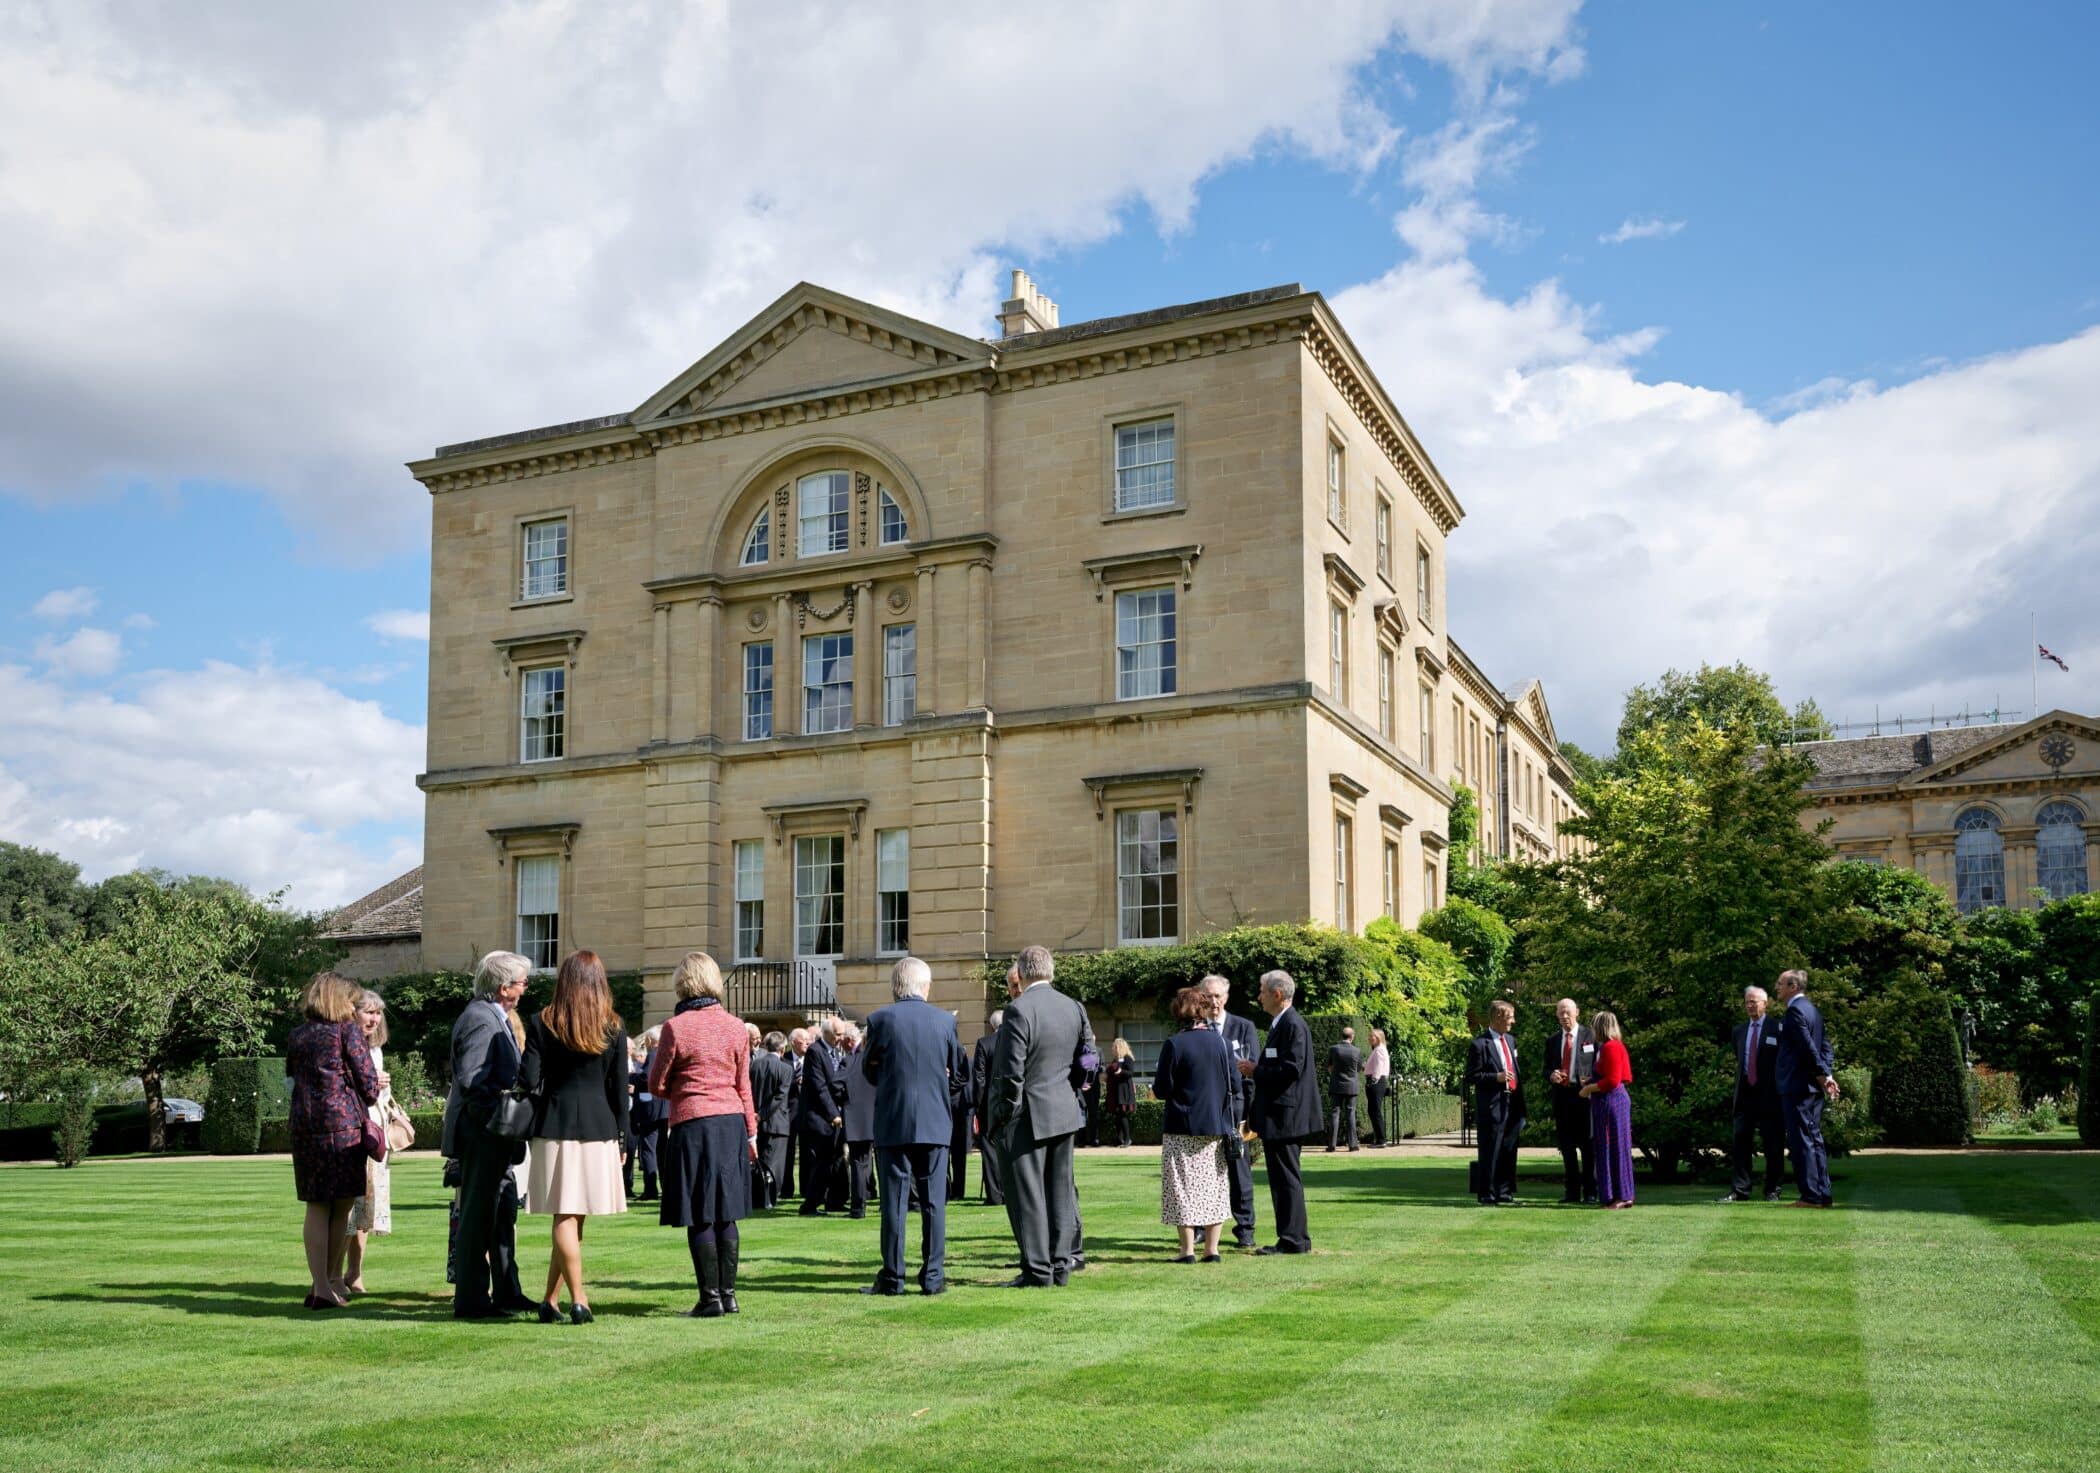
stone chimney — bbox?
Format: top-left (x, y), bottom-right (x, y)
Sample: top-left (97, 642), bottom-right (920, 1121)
top-left (997, 268), bottom-right (1059, 338)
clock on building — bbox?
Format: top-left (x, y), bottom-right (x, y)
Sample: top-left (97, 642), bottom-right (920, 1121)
top-left (2039, 733), bottom-right (2075, 771)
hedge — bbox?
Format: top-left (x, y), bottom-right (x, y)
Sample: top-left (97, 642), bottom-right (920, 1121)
top-left (1872, 1000), bottom-right (1971, 1146)
top-left (201, 1057), bottom-right (290, 1155)
top-left (982, 925), bottom-right (1375, 1016)
top-left (372, 970), bottom-right (647, 1083)
top-left (0, 1100), bottom-right (195, 1161)
top-left (258, 1109), bottom-right (446, 1156)
top-left (1826, 1067), bottom-right (1878, 1157)
top-left (1389, 1092), bottom-right (1463, 1138)
top-left (2082, 989), bottom-right (2099, 1147)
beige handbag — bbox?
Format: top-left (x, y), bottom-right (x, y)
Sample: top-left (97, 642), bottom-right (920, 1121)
top-left (381, 1093), bottom-right (416, 1153)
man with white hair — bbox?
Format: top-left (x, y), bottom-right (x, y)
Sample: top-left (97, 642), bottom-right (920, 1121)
top-left (796, 1016), bottom-right (848, 1216)
top-left (860, 957), bottom-right (967, 1295)
top-left (987, 945), bottom-right (1095, 1286)
top-left (1544, 997), bottom-right (1596, 1204)
top-left (446, 950), bottom-right (535, 1319)
top-left (1722, 986), bottom-right (1786, 1202)
top-left (1774, 969), bottom-right (1839, 1208)
top-left (1239, 970), bottom-right (1321, 1253)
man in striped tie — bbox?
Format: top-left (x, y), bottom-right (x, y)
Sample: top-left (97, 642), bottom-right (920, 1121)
top-left (1468, 1000), bottom-right (1526, 1205)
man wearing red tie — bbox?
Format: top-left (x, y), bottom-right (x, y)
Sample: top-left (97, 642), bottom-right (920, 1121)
top-left (1467, 1000), bottom-right (1526, 1205)
top-left (1543, 998), bottom-right (1596, 1204)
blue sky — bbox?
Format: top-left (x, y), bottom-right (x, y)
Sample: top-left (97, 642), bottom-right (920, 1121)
top-left (3, 2), bottom-right (2096, 904)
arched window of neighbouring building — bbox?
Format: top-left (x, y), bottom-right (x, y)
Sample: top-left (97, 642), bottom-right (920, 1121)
top-left (2036, 801), bottom-right (2090, 901)
top-left (1953, 807), bottom-right (2005, 914)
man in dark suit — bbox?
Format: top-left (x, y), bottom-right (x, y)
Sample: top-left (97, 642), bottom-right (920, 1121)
top-left (841, 1023), bottom-right (876, 1219)
top-left (1467, 999), bottom-right (1525, 1204)
top-left (1542, 997), bottom-right (1595, 1203)
top-left (625, 1032), bottom-right (667, 1201)
top-left (782, 1028), bottom-right (808, 1199)
top-left (1241, 970), bottom-right (1322, 1253)
top-left (1774, 968), bottom-right (1839, 1208)
top-left (1200, 973), bottom-right (1261, 1249)
top-left (1720, 986), bottom-right (1786, 1202)
top-left (987, 946), bottom-right (1094, 1286)
top-left (797, 1017), bottom-right (848, 1216)
top-left (750, 1031), bottom-right (795, 1209)
top-left (444, 950), bottom-right (534, 1320)
top-left (1325, 1026), bottom-right (1363, 1152)
top-left (946, 1014), bottom-right (972, 1203)
top-left (860, 958), bottom-right (968, 1295)
top-left (972, 1007), bottom-right (1006, 1207)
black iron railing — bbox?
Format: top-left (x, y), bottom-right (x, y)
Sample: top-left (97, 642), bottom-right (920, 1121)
top-left (727, 960), bottom-right (837, 1016)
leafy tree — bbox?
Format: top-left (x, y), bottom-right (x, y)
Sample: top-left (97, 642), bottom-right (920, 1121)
top-left (1945, 904), bottom-right (2091, 1103)
top-left (2081, 987), bottom-right (2099, 1147)
top-left (1558, 739), bottom-right (1611, 786)
top-left (1615, 662), bottom-right (1833, 761)
top-left (1419, 896), bottom-right (1512, 1016)
top-left (2040, 893), bottom-right (2100, 990)
top-left (1514, 719), bottom-right (1831, 1175)
top-left (1355, 917), bottom-right (1472, 1083)
top-left (0, 841), bottom-right (91, 944)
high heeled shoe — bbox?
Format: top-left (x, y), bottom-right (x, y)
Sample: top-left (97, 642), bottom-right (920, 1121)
top-left (303, 1293), bottom-right (342, 1310)
top-left (569, 1303), bottom-right (594, 1325)
top-left (537, 1301), bottom-right (562, 1324)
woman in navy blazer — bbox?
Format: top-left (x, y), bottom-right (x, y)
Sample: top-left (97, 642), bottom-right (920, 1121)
top-left (1151, 988), bottom-right (1239, 1262)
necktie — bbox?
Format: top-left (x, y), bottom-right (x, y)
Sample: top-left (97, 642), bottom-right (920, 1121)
top-left (1746, 1027), bottom-right (1758, 1086)
top-left (1563, 1031), bottom-right (1574, 1076)
top-left (1498, 1034), bottom-right (1515, 1090)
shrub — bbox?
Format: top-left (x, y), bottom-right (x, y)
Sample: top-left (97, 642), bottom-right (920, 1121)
top-left (384, 1051), bottom-right (441, 1112)
top-left (51, 1068), bottom-right (97, 1167)
top-left (2024, 1101), bottom-right (2060, 1133)
top-left (201, 1057), bottom-right (290, 1155)
top-left (2083, 990), bottom-right (2100, 1147)
top-left (1871, 1001), bottom-right (1971, 1146)
top-left (1970, 1068), bottom-right (2023, 1129)
top-left (1418, 896), bottom-right (1512, 1013)
top-left (1389, 1092), bottom-right (1462, 1139)
top-left (1825, 1067), bottom-right (1879, 1157)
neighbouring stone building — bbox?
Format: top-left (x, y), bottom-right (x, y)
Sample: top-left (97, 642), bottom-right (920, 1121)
top-left (320, 866), bottom-right (424, 980)
top-left (1800, 710), bottom-right (2097, 912)
top-left (409, 274), bottom-right (1584, 1029)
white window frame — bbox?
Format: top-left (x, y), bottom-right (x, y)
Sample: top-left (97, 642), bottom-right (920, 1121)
top-left (1115, 807), bottom-right (1180, 945)
top-left (1114, 586), bottom-right (1177, 701)
top-left (742, 643), bottom-right (774, 741)
top-left (1418, 682), bottom-right (1435, 770)
top-left (1378, 645), bottom-right (1395, 741)
top-left (1334, 813), bottom-right (1354, 932)
top-left (1329, 600), bottom-right (1349, 704)
top-left (793, 833), bottom-right (846, 958)
top-left (1423, 858), bottom-right (1440, 917)
top-left (802, 631), bottom-right (854, 735)
top-left (520, 664), bottom-right (565, 763)
top-left (521, 516), bottom-right (569, 601)
top-left (796, 471), bottom-right (851, 557)
top-left (515, 854), bottom-right (561, 972)
top-left (1382, 839), bottom-right (1399, 920)
top-left (1326, 438), bottom-right (1346, 529)
top-left (1416, 540), bottom-right (1434, 625)
top-left (876, 828), bottom-right (910, 956)
top-left (1374, 494), bottom-right (1392, 582)
top-left (740, 509), bottom-right (770, 566)
top-left (883, 623), bottom-right (916, 727)
top-left (733, 839), bottom-right (764, 962)
top-left (1113, 417), bottom-right (1177, 513)
top-left (878, 488), bottom-right (909, 545)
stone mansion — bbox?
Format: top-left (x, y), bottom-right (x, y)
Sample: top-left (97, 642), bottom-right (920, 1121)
top-left (409, 273), bottom-right (1584, 1027)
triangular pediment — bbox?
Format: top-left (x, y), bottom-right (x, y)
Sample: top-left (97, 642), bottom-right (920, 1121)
top-left (636, 283), bottom-right (988, 422)
top-left (1903, 711), bottom-right (2100, 787)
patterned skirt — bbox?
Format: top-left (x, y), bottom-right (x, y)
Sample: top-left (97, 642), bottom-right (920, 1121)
top-left (1160, 1134), bottom-right (1230, 1226)
top-left (348, 1152), bottom-right (391, 1235)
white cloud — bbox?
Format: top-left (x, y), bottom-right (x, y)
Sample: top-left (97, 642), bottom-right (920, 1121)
top-left (0, 658), bottom-right (425, 907)
top-left (1598, 216), bottom-right (1685, 245)
top-left (0, 1), bottom-right (1581, 552)
top-left (364, 609), bottom-right (429, 642)
top-left (30, 585), bottom-right (97, 620)
top-left (33, 626), bottom-right (121, 677)
top-left (121, 611), bottom-right (156, 630)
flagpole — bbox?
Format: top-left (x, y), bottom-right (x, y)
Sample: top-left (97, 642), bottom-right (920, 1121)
top-left (2032, 612), bottom-right (2038, 718)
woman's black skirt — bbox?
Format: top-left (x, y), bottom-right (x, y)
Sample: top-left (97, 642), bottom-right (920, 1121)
top-left (658, 1113), bottom-right (751, 1227)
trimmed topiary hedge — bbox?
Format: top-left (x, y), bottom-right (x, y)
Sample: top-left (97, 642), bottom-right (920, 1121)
top-left (1825, 1067), bottom-right (1878, 1157)
top-left (1389, 1092), bottom-right (1463, 1139)
top-left (201, 1057), bottom-right (290, 1155)
top-left (1872, 1001), bottom-right (1971, 1146)
top-left (2082, 989), bottom-right (2099, 1147)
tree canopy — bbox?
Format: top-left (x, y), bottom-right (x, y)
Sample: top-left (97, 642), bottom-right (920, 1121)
top-left (1615, 662), bottom-right (1833, 761)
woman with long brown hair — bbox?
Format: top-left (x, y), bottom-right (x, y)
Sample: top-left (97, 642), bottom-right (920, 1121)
top-left (520, 949), bottom-right (630, 1323)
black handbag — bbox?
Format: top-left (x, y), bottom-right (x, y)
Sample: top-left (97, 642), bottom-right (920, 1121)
top-left (487, 1086), bottom-right (537, 1143)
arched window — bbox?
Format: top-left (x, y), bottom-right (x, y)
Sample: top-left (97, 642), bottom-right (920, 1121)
top-left (2037, 801), bottom-right (2090, 900)
top-left (740, 508), bottom-right (770, 566)
top-left (879, 487), bottom-right (907, 545)
top-left (797, 471), bottom-right (850, 556)
top-left (1953, 807), bottom-right (2005, 914)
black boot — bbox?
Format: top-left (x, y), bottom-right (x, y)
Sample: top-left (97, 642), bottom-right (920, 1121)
top-left (688, 1232), bottom-right (723, 1318)
top-left (718, 1234), bottom-right (741, 1315)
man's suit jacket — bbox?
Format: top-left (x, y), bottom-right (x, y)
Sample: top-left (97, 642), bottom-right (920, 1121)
top-left (970, 1033), bottom-right (997, 1125)
top-left (1326, 1042), bottom-right (1362, 1098)
top-left (987, 982), bottom-right (1094, 1143)
top-left (1732, 1015), bottom-right (1781, 1110)
top-left (442, 999), bottom-right (520, 1158)
top-left (1466, 1031), bottom-right (1526, 1124)
top-left (1776, 995), bottom-right (1833, 1098)
top-left (862, 996), bottom-right (968, 1149)
top-left (1251, 1005), bottom-right (1323, 1140)
top-left (1543, 1025), bottom-right (1596, 1087)
top-left (842, 1046), bottom-right (876, 1144)
top-left (1216, 1013), bottom-right (1260, 1123)
top-left (798, 1043), bottom-right (847, 1136)
top-left (751, 1050), bottom-right (795, 1135)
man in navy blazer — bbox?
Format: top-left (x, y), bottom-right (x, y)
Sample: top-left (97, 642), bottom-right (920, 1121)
top-left (1241, 970), bottom-right (1322, 1254)
top-left (1721, 985), bottom-right (1786, 1202)
top-left (861, 957), bottom-right (968, 1295)
top-left (1774, 968), bottom-right (1839, 1207)
top-left (1467, 999), bottom-right (1525, 1205)
top-left (1201, 975), bottom-right (1263, 1249)
top-left (446, 950), bottom-right (534, 1320)
top-left (796, 1017), bottom-right (848, 1216)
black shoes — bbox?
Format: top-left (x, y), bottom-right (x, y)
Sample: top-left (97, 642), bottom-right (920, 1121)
top-left (719, 1292), bottom-right (740, 1314)
top-left (689, 1292), bottom-right (725, 1317)
top-left (1718, 1192), bottom-right (1751, 1203)
top-left (537, 1301), bottom-right (562, 1324)
top-left (1201, 1252), bottom-right (1222, 1263)
top-left (1765, 1190), bottom-right (1784, 1202)
top-left (454, 1305), bottom-right (520, 1321)
top-left (921, 1282), bottom-right (947, 1296)
top-left (302, 1294), bottom-right (342, 1311)
top-left (1256, 1244), bottom-right (1304, 1256)
top-left (999, 1275), bottom-right (1050, 1288)
top-left (570, 1304), bottom-right (595, 1325)
top-left (1173, 1253), bottom-right (1197, 1264)
top-left (860, 1283), bottom-right (905, 1296)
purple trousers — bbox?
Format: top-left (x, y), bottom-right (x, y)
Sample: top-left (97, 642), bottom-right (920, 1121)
top-left (1590, 1086), bottom-right (1635, 1204)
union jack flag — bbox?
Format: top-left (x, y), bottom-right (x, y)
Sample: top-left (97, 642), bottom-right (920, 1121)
top-left (2039, 644), bottom-right (2070, 673)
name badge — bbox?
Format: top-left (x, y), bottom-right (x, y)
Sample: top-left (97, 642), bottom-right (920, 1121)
top-left (1764, 1036), bottom-right (1779, 1046)
top-left (1581, 1043), bottom-right (1594, 1053)
top-left (1263, 1048), bottom-right (1278, 1059)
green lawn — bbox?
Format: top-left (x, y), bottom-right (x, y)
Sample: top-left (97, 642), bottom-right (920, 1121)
top-left (5, 1147), bottom-right (2098, 1472)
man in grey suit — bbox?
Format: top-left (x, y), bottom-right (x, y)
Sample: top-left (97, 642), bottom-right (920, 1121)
top-left (444, 950), bottom-right (533, 1320)
top-left (987, 945), bottom-right (1095, 1287)
top-left (1325, 1026), bottom-right (1363, 1152)
top-left (1543, 997), bottom-right (1597, 1203)
top-left (860, 957), bottom-right (968, 1296)
top-left (1200, 973), bottom-right (1261, 1249)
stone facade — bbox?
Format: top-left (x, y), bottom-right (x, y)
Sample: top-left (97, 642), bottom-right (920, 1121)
top-left (1800, 711), bottom-right (2098, 913)
top-left (411, 275), bottom-right (1584, 1029)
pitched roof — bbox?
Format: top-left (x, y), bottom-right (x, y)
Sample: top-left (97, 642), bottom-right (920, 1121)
top-left (322, 866), bottom-right (424, 940)
top-left (1793, 724), bottom-right (2015, 791)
